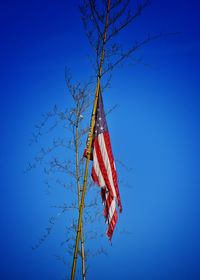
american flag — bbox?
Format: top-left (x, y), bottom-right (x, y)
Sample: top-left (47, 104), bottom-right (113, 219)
top-left (86, 91), bottom-right (122, 240)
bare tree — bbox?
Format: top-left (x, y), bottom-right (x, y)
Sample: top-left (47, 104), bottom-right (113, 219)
top-left (27, 74), bottom-right (109, 279)
top-left (27, 1), bottom-right (175, 279)
top-left (71, 1), bottom-right (176, 278)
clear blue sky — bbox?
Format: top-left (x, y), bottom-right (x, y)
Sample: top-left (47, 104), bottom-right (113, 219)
top-left (1, 0), bottom-right (200, 279)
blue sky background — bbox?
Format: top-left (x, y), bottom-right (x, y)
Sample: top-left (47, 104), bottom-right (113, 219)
top-left (0, 0), bottom-right (200, 279)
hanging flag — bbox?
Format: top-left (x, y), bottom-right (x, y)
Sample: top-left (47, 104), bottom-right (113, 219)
top-left (85, 91), bottom-right (122, 240)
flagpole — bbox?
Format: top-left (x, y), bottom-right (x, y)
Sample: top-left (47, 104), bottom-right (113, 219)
top-left (70, 1), bottom-right (111, 279)
top-left (75, 124), bottom-right (86, 280)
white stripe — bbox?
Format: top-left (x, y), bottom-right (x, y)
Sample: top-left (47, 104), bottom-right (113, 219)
top-left (98, 133), bottom-right (117, 198)
top-left (93, 146), bottom-right (106, 187)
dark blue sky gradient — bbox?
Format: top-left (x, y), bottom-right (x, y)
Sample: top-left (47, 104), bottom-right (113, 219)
top-left (1, 0), bottom-right (200, 279)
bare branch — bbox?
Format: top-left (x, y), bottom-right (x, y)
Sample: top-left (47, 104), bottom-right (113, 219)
top-left (109, 0), bottom-right (130, 27)
top-left (103, 32), bottom-right (173, 75)
top-left (107, 0), bottom-right (151, 42)
top-left (89, 0), bottom-right (104, 39)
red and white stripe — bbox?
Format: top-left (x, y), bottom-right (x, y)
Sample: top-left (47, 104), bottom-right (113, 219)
top-left (91, 132), bottom-right (122, 240)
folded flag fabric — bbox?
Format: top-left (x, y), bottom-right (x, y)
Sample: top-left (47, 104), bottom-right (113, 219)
top-left (85, 91), bottom-right (122, 240)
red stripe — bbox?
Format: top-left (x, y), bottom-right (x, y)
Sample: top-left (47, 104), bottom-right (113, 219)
top-left (91, 166), bottom-right (99, 186)
top-left (103, 192), bottom-right (112, 219)
top-left (107, 210), bottom-right (118, 240)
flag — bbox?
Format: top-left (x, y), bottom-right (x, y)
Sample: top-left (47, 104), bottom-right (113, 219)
top-left (86, 91), bottom-right (122, 240)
